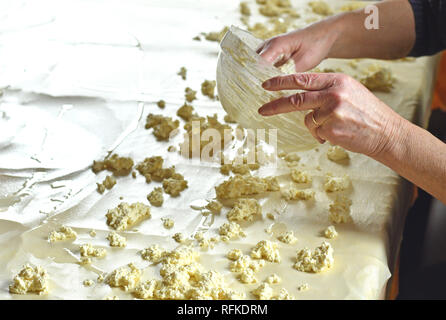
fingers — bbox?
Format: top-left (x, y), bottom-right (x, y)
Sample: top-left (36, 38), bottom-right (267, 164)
top-left (262, 73), bottom-right (336, 91)
top-left (258, 90), bottom-right (328, 116)
top-left (258, 41), bottom-right (283, 65)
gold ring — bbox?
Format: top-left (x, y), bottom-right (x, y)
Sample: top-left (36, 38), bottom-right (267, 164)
top-left (312, 112), bottom-right (320, 127)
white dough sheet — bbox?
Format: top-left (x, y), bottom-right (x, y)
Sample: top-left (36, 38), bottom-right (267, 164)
top-left (0, 0), bottom-right (440, 300)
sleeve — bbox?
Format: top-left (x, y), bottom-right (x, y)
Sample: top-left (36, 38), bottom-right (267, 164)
top-left (409, 0), bottom-right (446, 57)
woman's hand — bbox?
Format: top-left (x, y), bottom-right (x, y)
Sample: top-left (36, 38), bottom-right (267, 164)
top-left (258, 73), bottom-right (405, 158)
top-left (256, 18), bottom-right (341, 71)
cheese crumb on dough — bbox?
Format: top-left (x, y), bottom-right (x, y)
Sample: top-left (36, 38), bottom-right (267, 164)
top-left (106, 202), bottom-right (151, 231)
top-left (97, 175), bottom-right (117, 194)
top-left (309, 1), bottom-right (333, 16)
top-left (48, 226), bottom-right (77, 243)
top-left (324, 174), bottom-right (350, 192)
top-left (251, 240), bottom-right (281, 263)
top-left (134, 246), bottom-right (244, 300)
top-left (80, 243), bottom-right (107, 258)
top-left (324, 225), bottom-right (338, 239)
top-left (227, 198), bottom-right (261, 222)
top-left (157, 100), bottom-right (165, 109)
top-left (173, 232), bottom-right (186, 243)
top-left (107, 263), bottom-right (141, 291)
top-left (275, 288), bottom-right (295, 300)
top-left (92, 154), bottom-right (134, 176)
top-left (140, 245), bottom-right (167, 263)
top-left (162, 217), bottom-right (174, 229)
top-left (277, 231), bottom-right (298, 244)
top-left (252, 283), bottom-right (273, 300)
top-left (145, 114), bottom-right (180, 141)
top-left (290, 169), bottom-right (312, 184)
top-left (219, 222), bottom-right (246, 239)
top-left (83, 279), bottom-right (94, 287)
top-left (9, 264), bottom-right (49, 295)
top-left (298, 283), bottom-right (310, 291)
top-left (177, 67), bottom-right (187, 80)
top-left (147, 187), bottom-right (164, 207)
top-left (294, 241), bottom-right (334, 273)
top-left (184, 87), bottom-right (197, 103)
top-left (240, 2), bottom-right (251, 16)
top-left (327, 146), bottom-right (349, 162)
top-left (282, 187), bottom-right (315, 201)
top-left (201, 80), bottom-right (216, 99)
top-left (266, 273), bottom-right (281, 284)
top-left (329, 195), bottom-right (353, 224)
top-left (205, 200), bottom-right (223, 214)
top-left (162, 175), bottom-right (188, 197)
top-left (107, 231), bottom-right (127, 248)
top-left (177, 103), bottom-right (195, 121)
top-left (227, 249), bottom-right (243, 261)
top-left (204, 26), bottom-right (229, 42)
top-left (137, 156), bottom-right (173, 183)
top-left (216, 174), bottom-right (279, 199)
top-left (360, 64), bottom-right (395, 92)
top-left (230, 255), bottom-right (265, 273)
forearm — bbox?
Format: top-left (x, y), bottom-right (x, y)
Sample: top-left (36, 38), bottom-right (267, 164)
top-left (327, 0), bottom-right (416, 60)
top-left (375, 118), bottom-right (446, 204)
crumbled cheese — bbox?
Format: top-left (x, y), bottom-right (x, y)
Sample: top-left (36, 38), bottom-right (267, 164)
top-left (106, 231), bottom-right (127, 248)
top-left (309, 1), bottom-right (333, 16)
top-left (298, 283), bottom-right (309, 291)
top-left (252, 283), bottom-right (273, 300)
top-left (80, 243), bottom-right (107, 258)
top-left (360, 64), bottom-right (395, 92)
top-left (266, 212), bottom-right (275, 220)
top-left (147, 187), bottom-right (164, 207)
top-left (227, 198), bottom-right (261, 222)
top-left (83, 279), bottom-right (94, 287)
top-left (215, 174), bottom-right (279, 199)
top-left (162, 217), bottom-right (174, 229)
top-left (205, 200), bottom-right (223, 214)
top-left (251, 240), bottom-right (281, 263)
top-left (324, 225), bottom-right (338, 239)
top-left (201, 80), bottom-right (216, 99)
top-left (168, 145), bottom-right (177, 152)
top-left (173, 233), bottom-right (186, 243)
top-left (89, 230), bottom-right (96, 237)
top-left (204, 26), bottom-right (229, 42)
top-left (227, 249), bottom-right (243, 261)
top-left (290, 169), bottom-right (311, 184)
top-left (324, 174), bottom-right (350, 192)
top-left (240, 2), bottom-right (251, 16)
top-left (275, 288), bottom-right (294, 300)
top-left (135, 246), bottom-right (244, 300)
top-left (284, 152), bottom-right (300, 162)
top-left (277, 231), bottom-right (298, 244)
top-left (266, 273), bottom-right (281, 284)
top-left (177, 103), bottom-right (195, 121)
top-left (48, 226), bottom-right (77, 243)
top-left (9, 264), bottom-right (49, 295)
top-left (107, 263), bottom-right (141, 291)
top-left (230, 255), bottom-right (265, 273)
top-left (157, 100), bottom-right (165, 109)
top-left (140, 244), bottom-right (167, 263)
top-left (92, 154), bottom-right (134, 176)
top-left (327, 145), bottom-right (349, 162)
top-left (329, 195), bottom-right (353, 224)
top-left (282, 187), bottom-right (315, 201)
top-left (177, 67), bottom-right (187, 80)
top-left (162, 175), bottom-right (188, 197)
top-left (294, 242), bottom-right (334, 273)
top-left (184, 87), bottom-right (197, 103)
top-left (219, 222), bottom-right (246, 239)
top-left (104, 295), bottom-right (119, 300)
top-left (106, 202), bottom-right (151, 231)
top-left (145, 114), bottom-right (179, 141)
top-left (136, 156), bottom-right (174, 183)
top-left (239, 268), bottom-right (257, 284)
top-left (97, 175), bottom-right (117, 194)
